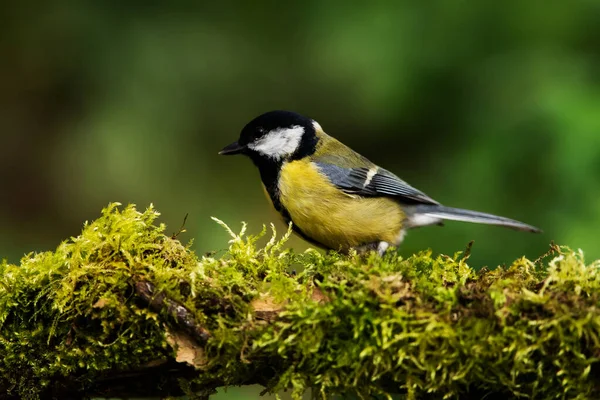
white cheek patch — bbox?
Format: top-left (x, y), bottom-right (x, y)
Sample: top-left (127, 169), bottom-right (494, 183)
top-left (249, 125), bottom-right (304, 159)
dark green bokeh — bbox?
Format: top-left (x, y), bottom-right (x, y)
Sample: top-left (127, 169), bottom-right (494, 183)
top-left (2, 3), bottom-right (599, 274)
top-left (1, 1), bottom-right (599, 399)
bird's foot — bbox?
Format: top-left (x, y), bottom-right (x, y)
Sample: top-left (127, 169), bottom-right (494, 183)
top-left (355, 241), bottom-right (391, 256)
top-left (377, 241), bottom-right (390, 256)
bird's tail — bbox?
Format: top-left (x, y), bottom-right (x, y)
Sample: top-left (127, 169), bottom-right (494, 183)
top-left (408, 205), bottom-right (542, 233)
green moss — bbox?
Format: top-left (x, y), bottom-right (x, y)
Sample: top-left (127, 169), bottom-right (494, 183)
top-left (0, 203), bottom-right (598, 399)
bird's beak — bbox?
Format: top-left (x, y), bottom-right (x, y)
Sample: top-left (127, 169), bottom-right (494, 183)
top-left (219, 141), bottom-right (246, 155)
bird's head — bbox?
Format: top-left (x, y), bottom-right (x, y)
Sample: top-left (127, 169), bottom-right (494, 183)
top-left (220, 110), bottom-right (320, 163)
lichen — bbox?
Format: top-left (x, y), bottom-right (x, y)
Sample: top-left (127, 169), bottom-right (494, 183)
top-left (0, 203), bottom-right (598, 400)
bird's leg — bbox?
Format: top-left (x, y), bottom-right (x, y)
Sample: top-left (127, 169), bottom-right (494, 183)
top-left (354, 241), bottom-right (390, 256)
top-left (354, 242), bottom-right (377, 254)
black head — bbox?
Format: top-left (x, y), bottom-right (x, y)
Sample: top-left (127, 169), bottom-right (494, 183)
top-left (219, 110), bottom-right (319, 162)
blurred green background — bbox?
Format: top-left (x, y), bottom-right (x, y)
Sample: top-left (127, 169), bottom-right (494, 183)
top-left (3, 1), bottom-right (600, 267)
top-left (1, 1), bottom-right (599, 398)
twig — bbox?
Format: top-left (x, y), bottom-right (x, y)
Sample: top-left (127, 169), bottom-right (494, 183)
top-left (172, 213), bottom-right (189, 238)
top-left (134, 280), bottom-right (211, 344)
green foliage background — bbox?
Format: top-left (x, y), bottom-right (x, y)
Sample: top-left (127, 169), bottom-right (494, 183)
top-left (1, 2), bottom-right (599, 398)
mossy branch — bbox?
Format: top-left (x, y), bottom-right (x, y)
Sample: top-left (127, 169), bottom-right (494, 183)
top-left (0, 203), bottom-right (598, 400)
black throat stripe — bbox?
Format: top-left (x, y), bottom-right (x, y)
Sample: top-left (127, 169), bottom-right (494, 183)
top-left (249, 155), bottom-right (289, 220)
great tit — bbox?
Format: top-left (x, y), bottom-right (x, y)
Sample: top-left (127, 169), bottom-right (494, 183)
top-left (220, 110), bottom-right (541, 255)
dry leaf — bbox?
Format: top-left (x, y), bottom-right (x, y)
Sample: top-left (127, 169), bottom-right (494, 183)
top-left (165, 328), bottom-right (207, 368)
top-left (310, 286), bottom-right (329, 303)
top-left (93, 298), bottom-right (109, 308)
top-left (251, 294), bottom-right (284, 321)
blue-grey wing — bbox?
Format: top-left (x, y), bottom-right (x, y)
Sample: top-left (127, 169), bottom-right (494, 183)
top-left (314, 162), bottom-right (439, 205)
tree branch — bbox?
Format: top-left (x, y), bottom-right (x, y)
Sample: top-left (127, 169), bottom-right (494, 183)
top-left (0, 204), bottom-right (597, 400)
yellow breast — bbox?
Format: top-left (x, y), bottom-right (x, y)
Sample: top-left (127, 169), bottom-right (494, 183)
top-left (277, 160), bottom-right (404, 252)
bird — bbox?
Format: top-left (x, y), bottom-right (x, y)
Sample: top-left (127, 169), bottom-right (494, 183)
top-left (219, 110), bottom-right (541, 255)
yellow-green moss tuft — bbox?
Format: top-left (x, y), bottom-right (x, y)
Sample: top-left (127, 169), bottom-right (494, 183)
top-left (0, 203), bottom-right (598, 399)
